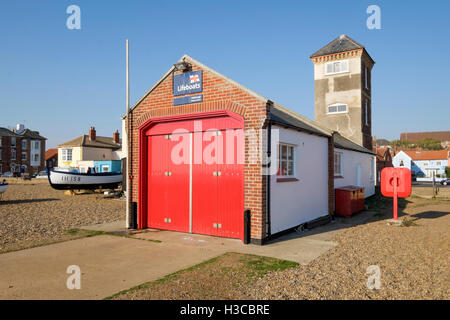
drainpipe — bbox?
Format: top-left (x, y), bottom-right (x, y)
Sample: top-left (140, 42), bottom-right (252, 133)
top-left (267, 121), bottom-right (272, 238)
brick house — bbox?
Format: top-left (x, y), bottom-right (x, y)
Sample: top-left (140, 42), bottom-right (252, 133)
top-left (0, 125), bottom-right (46, 175)
top-left (123, 51), bottom-right (375, 244)
top-left (45, 148), bottom-right (58, 169)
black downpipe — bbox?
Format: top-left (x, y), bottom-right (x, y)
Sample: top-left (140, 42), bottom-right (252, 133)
top-left (130, 202), bottom-right (138, 229)
top-left (244, 209), bottom-right (251, 244)
top-left (267, 123), bottom-right (272, 238)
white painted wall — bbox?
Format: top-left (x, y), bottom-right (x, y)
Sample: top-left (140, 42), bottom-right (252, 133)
top-left (270, 126), bottom-right (329, 235)
top-left (392, 151), bottom-right (412, 170)
top-left (30, 140), bottom-right (41, 167)
top-left (334, 148), bottom-right (376, 197)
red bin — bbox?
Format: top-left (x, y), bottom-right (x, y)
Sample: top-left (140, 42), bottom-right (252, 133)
top-left (335, 186), bottom-right (365, 218)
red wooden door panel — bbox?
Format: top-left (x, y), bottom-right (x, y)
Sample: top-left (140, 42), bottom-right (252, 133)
top-left (147, 134), bottom-right (190, 232)
top-left (217, 129), bottom-right (244, 239)
top-left (192, 132), bottom-right (218, 236)
top-left (147, 135), bottom-right (169, 230)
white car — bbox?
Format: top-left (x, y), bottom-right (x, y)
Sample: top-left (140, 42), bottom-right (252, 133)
top-left (36, 171), bottom-right (48, 179)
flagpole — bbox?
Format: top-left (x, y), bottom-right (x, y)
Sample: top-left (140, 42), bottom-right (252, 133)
top-left (125, 39), bottom-right (130, 228)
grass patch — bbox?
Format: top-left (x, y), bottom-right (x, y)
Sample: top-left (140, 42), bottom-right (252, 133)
top-left (106, 252), bottom-right (299, 300)
top-left (401, 218), bottom-right (419, 227)
top-left (65, 228), bottom-right (162, 243)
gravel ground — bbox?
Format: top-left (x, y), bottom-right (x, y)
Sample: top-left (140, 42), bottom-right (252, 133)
top-left (246, 197), bottom-right (449, 300)
top-left (111, 196), bottom-right (449, 300)
top-left (0, 179), bottom-right (124, 253)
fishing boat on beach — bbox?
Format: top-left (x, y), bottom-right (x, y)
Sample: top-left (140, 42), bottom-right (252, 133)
top-left (48, 168), bottom-right (122, 190)
top-left (0, 180), bottom-right (8, 198)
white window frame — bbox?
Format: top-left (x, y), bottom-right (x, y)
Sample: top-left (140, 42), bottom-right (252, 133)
top-left (365, 65), bottom-right (369, 89)
top-left (277, 143), bottom-right (296, 178)
top-left (0, 138), bottom-right (2, 147)
top-left (325, 59), bottom-right (349, 75)
top-left (62, 148), bottom-right (73, 161)
top-left (22, 152), bottom-right (27, 161)
top-left (34, 141), bottom-right (40, 150)
top-left (11, 137), bottom-right (16, 147)
top-left (327, 103), bottom-right (348, 115)
top-left (34, 154), bottom-right (39, 162)
top-left (22, 140), bottom-right (27, 150)
top-left (334, 152), bottom-right (343, 177)
top-left (102, 165), bottom-right (110, 173)
top-left (11, 148), bottom-right (16, 160)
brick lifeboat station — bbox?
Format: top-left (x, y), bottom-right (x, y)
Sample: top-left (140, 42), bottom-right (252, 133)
top-left (123, 53), bottom-right (375, 245)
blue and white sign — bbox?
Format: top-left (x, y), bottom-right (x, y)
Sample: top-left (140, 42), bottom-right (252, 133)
top-left (174, 94), bottom-right (203, 106)
top-left (173, 70), bottom-right (203, 96)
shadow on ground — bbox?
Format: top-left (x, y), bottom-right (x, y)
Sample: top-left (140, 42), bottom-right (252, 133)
top-left (0, 198), bottom-right (60, 205)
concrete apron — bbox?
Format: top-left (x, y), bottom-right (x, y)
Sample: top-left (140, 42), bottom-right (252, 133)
top-left (0, 212), bottom-right (380, 300)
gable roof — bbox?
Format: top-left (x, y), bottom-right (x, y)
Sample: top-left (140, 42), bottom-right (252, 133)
top-left (403, 149), bottom-right (448, 161)
top-left (310, 34), bottom-right (365, 58)
top-left (0, 127), bottom-right (18, 137)
top-left (333, 133), bottom-right (375, 155)
top-left (19, 129), bottom-right (46, 140)
top-left (59, 135), bottom-right (121, 150)
top-left (45, 148), bottom-right (58, 160)
top-left (124, 55), bottom-right (268, 118)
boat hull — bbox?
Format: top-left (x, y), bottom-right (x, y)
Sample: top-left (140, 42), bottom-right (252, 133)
top-left (0, 183), bottom-right (8, 194)
top-left (48, 170), bottom-right (122, 190)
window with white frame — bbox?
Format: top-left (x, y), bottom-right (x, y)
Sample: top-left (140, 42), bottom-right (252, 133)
top-left (0, 151), bottom-right (2, 161)
top-left (334, 152), bottom-right (343, 176)
top-left (277, 143), bottom-right (295, 177)
top-left (62, 148), bottom-right (72, 161)
top-left (11, 148), bottom-right (16, 160)
top-left (34, 141), bottom-right (40, 149)
top-left (34, 154), bottom-right (39, 162)
top-left (327, 103), bottom-right (348, 114)
top-left (11, 137), bottom-right (16, 147)
top-left (0, 138), bottom-right (3, 147)
top-left (365, 65), bottom-right (369, 89)
top-left (325, 60), bottom-right (349, 75)
top-left (102, 165), bottom-right (110, 173)
top-left (22, 140), bottom-right (27, 150)
top-left (22, 152), bottom-right (27, 160)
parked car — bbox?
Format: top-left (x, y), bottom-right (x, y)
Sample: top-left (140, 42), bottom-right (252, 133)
top-left (440, 178), bottom-right (450, 186)
top-left (2, 172), bottom-right (14, 178)
top-left (36, 171), bottom-right (48, 179)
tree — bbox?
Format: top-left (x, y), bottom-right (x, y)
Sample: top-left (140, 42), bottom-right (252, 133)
top-left (445, 167), bottom-right (450, 178)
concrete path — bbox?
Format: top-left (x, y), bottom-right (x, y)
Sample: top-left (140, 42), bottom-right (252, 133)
top-left (0, 211), bottom-right (375, 300)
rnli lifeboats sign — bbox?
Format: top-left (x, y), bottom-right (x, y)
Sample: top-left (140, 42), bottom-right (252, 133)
top-left (173, 70), bottom-right (203, 96)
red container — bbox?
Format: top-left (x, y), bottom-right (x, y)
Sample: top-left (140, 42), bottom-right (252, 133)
top-left (335, 186), bottom-right (365, 218)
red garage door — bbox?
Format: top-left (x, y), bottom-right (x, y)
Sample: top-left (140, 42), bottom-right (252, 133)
top-left (144, 113), bottom-right (244, 240)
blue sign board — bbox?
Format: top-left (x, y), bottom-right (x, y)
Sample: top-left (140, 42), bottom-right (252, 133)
top-left (174, 94), bottom-right (203, 106)
top-left (173, 70), bottom-right (203, 96)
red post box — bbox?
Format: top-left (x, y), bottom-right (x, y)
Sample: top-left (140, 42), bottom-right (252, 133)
top-left (381, 167), bottom-right (412, 220)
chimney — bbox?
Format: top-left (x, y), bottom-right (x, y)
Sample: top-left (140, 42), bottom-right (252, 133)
top-left (15, 124), bottom-right (25, 134)
top-left (89, 127), bottom-right (96, 141)
top-left (113, 130), bottom-right (120, 143)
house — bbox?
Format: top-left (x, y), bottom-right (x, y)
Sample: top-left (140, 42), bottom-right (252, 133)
top-left (45, 148), bottom-right (58, 169)
top-left (393, 149), bottom-right (449, 181)
top-left (122, 34), bottom-right (375, 244)
top-left (58, 127), bottom-right (122, 169)
top-left (0, 124), bottom-right (46, 175)
top-left (372, 145), bottom-right (394, 184)
top-left (400, 131), bottom-right (450, 148)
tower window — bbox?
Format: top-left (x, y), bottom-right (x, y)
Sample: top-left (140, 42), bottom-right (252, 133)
top-left (365, 100), bottom-right (369, 125)
top-left (325, 60), bottom-right (349, 75)
top-left (327, 103), bottom-right (348, 114)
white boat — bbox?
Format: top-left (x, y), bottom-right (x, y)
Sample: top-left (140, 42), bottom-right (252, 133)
top-left (0, 181), bottom-right (8, 196)
top-left (48, 168), bottom-right (122, 190)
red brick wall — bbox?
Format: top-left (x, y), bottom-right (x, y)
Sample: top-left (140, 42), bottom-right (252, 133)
top-left (127, 61), bottom-right (268, 240)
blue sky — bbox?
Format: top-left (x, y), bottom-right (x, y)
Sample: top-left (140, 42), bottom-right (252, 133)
top-left (1, 0), bottom-right (449, 148)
